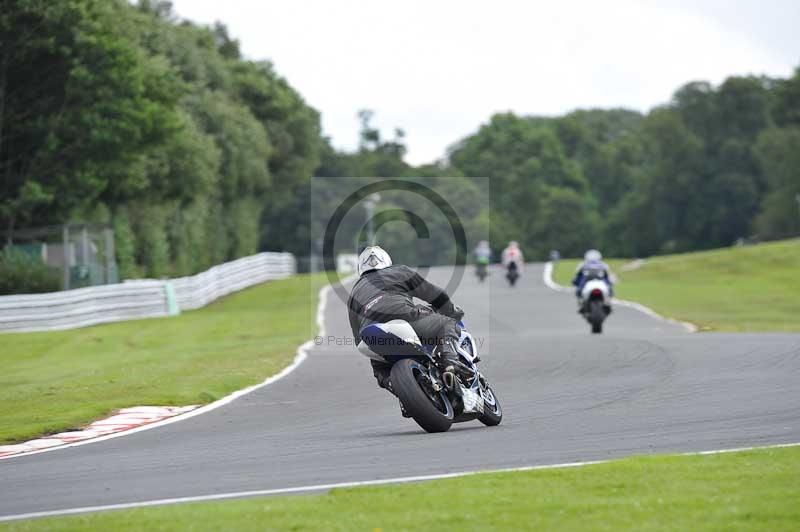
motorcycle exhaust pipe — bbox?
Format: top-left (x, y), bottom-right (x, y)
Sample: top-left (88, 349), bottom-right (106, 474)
top-left (442, 371), bottom-right (455, 391)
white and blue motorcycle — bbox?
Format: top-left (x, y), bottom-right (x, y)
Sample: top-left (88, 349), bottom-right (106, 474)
top-left (578, 267), bottom-right (613, 334)
top-left (357, 317), bottom-right (502, 433)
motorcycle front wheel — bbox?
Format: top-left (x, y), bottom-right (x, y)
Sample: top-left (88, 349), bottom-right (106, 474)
top-left (478, 383), bottom-right (503, 426)
top-left (391, 359), bottom-right (454, 433)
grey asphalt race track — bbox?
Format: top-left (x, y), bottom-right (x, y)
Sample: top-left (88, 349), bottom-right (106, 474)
top-left (2, 264), bottom-right (799, 518)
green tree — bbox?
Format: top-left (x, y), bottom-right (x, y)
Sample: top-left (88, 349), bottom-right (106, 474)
top-left (772, 67), bottom-right (800, 127)
top-left (0, 0), bottom-right (182, 239)
top-left (753, 127), bottom-right (800, 239)
top-left (449, 112), bottom-right (592, 259)
top-left (530, 186), bottom-right (598, 258)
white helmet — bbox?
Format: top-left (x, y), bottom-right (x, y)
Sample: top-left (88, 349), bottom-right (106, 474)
top-left (584, 249), bottom-right (602, 261)
top-left (358, 246), bottom-right (392, 276)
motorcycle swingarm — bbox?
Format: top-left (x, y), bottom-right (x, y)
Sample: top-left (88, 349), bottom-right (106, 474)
top-left (415, 364), bottom-right (445, 394)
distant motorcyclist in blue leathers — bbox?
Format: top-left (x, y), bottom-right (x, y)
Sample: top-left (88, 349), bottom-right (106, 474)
top-left (572, 249), bottom-right (614, 298)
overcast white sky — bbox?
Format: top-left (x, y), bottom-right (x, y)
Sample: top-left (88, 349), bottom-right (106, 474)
top-left (170, 0), bottom-right (800, 165)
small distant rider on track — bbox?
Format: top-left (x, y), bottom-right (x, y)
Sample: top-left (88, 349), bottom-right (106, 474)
top-left (572, 249), bottom-right (614, 298)
top-left (474, 240), bottom-right (492, 265)
top-left (474, 240), bottom-right (491, 279)
top-left (501, 240), bottom-right (524, 282)
top-left (501, 241), bottom-right (524, 271)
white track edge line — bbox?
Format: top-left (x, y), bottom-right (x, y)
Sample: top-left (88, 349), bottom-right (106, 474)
top-left (542, 261), bottom-right (697, 332)
top-left (0, 275), bottom-right (354, 462)
top-left (2, 441), bottom-right (799, 522)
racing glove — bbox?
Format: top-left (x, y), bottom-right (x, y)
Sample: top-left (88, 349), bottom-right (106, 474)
top-left (447, 304), bottom-right (465, 321)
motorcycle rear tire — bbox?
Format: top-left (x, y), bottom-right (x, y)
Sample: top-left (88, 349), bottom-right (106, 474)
top-left (391, 359), bottom-right (454, 433)
top-left (590, 300), bottom-right (603, 334)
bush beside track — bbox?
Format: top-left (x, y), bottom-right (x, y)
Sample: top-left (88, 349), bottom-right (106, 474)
top-left (3, 446), bottom-right (798, 530)
top-left (553, 239), bottom-right (800, 332)
top-left (0, 274), bottom-right (326, 444)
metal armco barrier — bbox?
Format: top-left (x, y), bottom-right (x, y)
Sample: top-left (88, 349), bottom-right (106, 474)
top-left (0, 252), bottom-right (296, 333)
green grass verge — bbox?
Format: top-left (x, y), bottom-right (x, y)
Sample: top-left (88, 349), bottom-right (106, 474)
top-left (0, 274), bottom-right (327, 444)
top-left (4, 446), bottom-right (799, 531)
top-left (553, 239), bottom-right (800, 332)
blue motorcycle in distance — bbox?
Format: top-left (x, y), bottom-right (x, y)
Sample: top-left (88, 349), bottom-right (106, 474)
top-left (357, 315), bottom-right (502, 433)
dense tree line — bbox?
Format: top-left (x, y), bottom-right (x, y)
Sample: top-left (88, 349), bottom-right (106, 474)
top-left (446, 71), bottom-right (800, 259)
top-left (2, 0), bottom-right (798, 285)
top-left (0, 0), bottom-right (320, 278)
top-left (315, 67), bottom-right (800, 262)
top-left (272, 111), bottom-right (488, 269)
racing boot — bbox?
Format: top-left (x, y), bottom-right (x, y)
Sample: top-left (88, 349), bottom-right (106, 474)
top-left (439, 340), bottom-right (466, 391)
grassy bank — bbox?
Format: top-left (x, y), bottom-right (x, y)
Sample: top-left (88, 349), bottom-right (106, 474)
top-left (4, 445), bottom-right (798, 530)
top-left (0, 274), bottom-right (327, 443)
top-left (553, 239), bottom-right (800, 332)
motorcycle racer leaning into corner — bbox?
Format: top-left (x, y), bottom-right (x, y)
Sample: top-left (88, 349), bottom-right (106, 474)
top-left (347, 246), bottom-right (466, 412)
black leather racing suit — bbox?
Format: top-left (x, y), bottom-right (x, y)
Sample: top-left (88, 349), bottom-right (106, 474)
top-left (347, 265), bottom-right (461, 390)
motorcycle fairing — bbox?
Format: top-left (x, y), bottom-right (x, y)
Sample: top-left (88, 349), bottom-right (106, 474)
top-left (457, 326), bottom-right (479, 364)
top-left (357, 319), bottom-right (431, 362)
top-left (358, 318), bottom-right (489, 417)
top-left (580, 278), bottom-right (610, 300)
top-left (459, 379), bottom-right (484, 414)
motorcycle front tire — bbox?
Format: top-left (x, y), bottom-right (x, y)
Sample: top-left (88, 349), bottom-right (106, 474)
top-left (478, 384), bottom-right (503, 426)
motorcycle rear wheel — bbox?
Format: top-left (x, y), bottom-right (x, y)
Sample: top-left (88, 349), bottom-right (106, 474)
top-left (391, 359), bottom-right (454, 433)
top-left (590, 300), bottom-right (604, 334)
